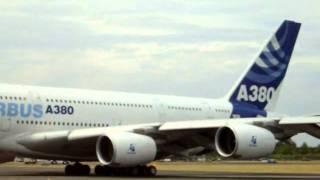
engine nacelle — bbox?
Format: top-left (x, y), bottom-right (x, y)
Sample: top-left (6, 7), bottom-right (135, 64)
top-left (215, 124), bottom-right (276, 159)
top-left (96, 132), bottom-right (157, 167)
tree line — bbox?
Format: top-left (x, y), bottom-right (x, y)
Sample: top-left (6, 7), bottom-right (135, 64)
top-left (272, 142), bottom-right (320, 160)
top-left (203, 142), bottom-right (320, 160)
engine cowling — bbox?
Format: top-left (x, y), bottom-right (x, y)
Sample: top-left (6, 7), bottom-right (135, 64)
top-left (96, 132), bottom-right (157, 167)
top-left (215, 124), bottom-right (276, 159)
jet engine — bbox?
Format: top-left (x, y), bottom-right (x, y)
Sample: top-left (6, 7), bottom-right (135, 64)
top-left (96, 132), bottom-right (157, 167)
top-left (214, 124), bottom-right (276, 159)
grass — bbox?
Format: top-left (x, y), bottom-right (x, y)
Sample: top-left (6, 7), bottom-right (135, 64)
top-left (153, 161), bottom-right (320, 174)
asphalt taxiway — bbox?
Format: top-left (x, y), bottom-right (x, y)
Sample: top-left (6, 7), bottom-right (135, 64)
top-left (0, 165), bottom-right (320, 180)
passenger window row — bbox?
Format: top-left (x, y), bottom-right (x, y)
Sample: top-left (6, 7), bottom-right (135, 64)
top-left (0, 96), bottom-right (27, 101)
top-left (16, 120), bottom-right (109, 127)
top-left (45, 99), bottom-right (153, 108)
top-left (168, 106), bottom-right (202, 111)
top-left (216, 109), bottom-right (230, 113)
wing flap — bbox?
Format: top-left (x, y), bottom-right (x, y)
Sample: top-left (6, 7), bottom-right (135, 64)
top-left (279, 116), bottom-right (320, 125)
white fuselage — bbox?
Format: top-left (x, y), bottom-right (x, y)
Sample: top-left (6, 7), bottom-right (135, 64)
top-left (0, 83), bottom-right (233, 144)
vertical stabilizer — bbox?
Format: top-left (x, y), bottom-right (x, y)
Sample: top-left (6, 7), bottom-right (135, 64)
top-left (227, 20), bottom-right (301, 112)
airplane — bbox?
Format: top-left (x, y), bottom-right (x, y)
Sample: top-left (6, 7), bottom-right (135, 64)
top-left (0, 20), bottom-right (319, 176)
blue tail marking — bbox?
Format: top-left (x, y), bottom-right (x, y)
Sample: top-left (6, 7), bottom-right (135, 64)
top-left (228, 20), bottom-right (301, 117)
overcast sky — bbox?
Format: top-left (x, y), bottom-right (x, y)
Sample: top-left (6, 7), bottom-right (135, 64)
top-left (0, 0), bottom-right (319, 146)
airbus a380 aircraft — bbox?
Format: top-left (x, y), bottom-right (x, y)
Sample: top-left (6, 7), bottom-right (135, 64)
top-left (0, 20), bottom-right (319, 176)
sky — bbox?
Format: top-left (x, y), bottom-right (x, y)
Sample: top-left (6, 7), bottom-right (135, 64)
top-left (0, 0), bottom-right (319, 146)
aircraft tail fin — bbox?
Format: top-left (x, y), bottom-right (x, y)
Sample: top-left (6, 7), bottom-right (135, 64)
top-left (226, 20), bottom-right (301, 112)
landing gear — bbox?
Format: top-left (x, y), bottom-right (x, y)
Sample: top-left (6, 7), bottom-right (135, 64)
top-left (94, 165), bottom-right (111, 176)
top-left (94, 164), bottom-right (157, 177)
top-left (65, 162), bottom-right (90, 176)
top-left (146, 165), bottom-right (157, 176)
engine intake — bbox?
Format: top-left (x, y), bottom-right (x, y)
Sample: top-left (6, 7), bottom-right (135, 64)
top-left (97, 136), bottom-right (114, 163)
top-left (215, 124), bottom-right (276, 159)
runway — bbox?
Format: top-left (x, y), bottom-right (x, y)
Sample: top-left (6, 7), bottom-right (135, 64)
top-left (0, 165), bottom-right (319, 180)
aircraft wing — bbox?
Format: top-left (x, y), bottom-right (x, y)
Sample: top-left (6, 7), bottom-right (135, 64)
top-left (279, 116), bottom-right (320, 125)
top-left (159, 116), bottom-right (320, 141)
top-left (16, 116), bottom-right (320, 161)
top-left (16, 123), bottom-right (161, 156)
top-left (159, 116), bottom-right (320, 133)
top-left (159, 117), bottom-right (278, 131)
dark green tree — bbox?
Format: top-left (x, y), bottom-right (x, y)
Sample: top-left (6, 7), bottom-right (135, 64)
top-left (300, 142), bottom-right (309, 155)
top-left (274, 142), bottom-right (296, 155)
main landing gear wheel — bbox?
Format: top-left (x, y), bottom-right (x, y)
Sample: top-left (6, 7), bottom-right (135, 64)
top-left (94, 164), bottom-right (157, 177)
top-left (146, 165), bottom-right (157, 176)
top-left (94, 165), bottom-right (112, 176)
top-left (65, 162), bottom-right (90, 176)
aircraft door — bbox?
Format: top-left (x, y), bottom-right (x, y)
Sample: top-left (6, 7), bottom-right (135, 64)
top-left (0, 118), bottom-right (10, 131)
top-left (28, 91), bottom-right (42, 104)
top-left (202, 102), bottom-right (214, 119)
top-left (154, 99), bottom-right (166, 122)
